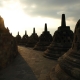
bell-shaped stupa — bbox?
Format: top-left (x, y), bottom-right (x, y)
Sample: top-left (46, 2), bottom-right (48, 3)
top-left (0, 16), bottom-right (9, 33)
top-left (15, 31), bottom-right (21, 45)
top-left (21, 30), bottom-right (28, 46)
top-left (43, 14), bottom-right (73, 59)
top-left (50, 19), bottom-right (80, 80)
top-left (33, 23), bottom-right (53, 51)
top-left (0, 16), bottom-right (18, 69)
top-left (0, 16), bottom-right (5, 29)
top-left (25, 27), bottom-right (39, 47)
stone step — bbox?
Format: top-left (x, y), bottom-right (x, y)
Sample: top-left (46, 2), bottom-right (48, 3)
top-left (69, 52), bottom-right (80, 59)
top-left (64, 56), bottom-right (80, 68)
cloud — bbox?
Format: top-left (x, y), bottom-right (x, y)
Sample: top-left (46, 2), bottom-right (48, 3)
top-left (0, 0), bottom-right (79, 36)
top-left (0, 0), bottom-right (4, 7)
top-left (0, 0), bottom-right (80, 21)
top-left (19, 0), bottom-right (80, 21)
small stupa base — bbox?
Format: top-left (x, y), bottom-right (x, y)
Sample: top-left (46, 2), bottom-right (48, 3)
top-left (25, 42), bottom-right (37, 47)
top-left (19, 43), bottom-right (26, 46)
top-left (43, 50), bottom-right (59, 60)
top-left (43, 53), bottom-right (58, 60)
top-left (34, 45), bottom-right (48, 51)
top-left (43, 48), bottom-right (67, 60)
top-left (25, 44), bottom-right (35, 47)
top-left (34, 41), bottom-right (51, 51)
top-left (50, 64), bottom-right (76, 80)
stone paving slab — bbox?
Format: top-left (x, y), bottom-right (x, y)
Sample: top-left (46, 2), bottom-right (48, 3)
top-left (0, 46), bottom-right (58, 80)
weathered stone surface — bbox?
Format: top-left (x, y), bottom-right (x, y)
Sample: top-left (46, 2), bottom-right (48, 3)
top-left (43, 14), bottom-right (73, 59)
top-left (34, 23), bottom-right (53, 51)
top-left (50, 19), bottom-right (80, 80)
top-left (26, 28), bottom-right (39, 47)
top-left (0, 16), bottom-right (18, 69)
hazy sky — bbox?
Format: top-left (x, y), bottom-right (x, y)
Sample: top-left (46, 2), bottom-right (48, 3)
top-left (0, 0), bottom-right (79, 37)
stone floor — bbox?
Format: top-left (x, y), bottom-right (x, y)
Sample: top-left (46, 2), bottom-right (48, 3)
top-left (0, 46), bottom-right (58, 80)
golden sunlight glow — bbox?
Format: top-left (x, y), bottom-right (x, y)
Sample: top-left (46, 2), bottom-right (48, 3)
top-left (0, 0), bottom-right (74, 37)
top-left (31, 4), bottom-right (36, 8)
top-left (0, 1), bottom-right (35, 36)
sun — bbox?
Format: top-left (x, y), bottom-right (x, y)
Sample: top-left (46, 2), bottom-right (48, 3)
top-left (0, 1), bottom-right (33, 34)
top-left (0, 0), bottom-right (63, 37)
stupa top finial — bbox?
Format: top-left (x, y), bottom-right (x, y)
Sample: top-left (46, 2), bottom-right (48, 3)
top-left (61, 14), bottom-right (66, 27)
top-left (45, 23), bottom-right (47, 31)
top-left (25, 30), bottom-right (27, 35)
top-left (18, 31), bottom-right (19, 35)
top-left (33, 27), bottom-right (35, 33)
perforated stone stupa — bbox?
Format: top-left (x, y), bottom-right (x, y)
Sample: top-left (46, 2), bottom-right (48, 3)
top-left (25, 28), bottom-right (39, 47)
top-left (43, 14), bottom-right (73, 59)
top-left (50, 19), bottom-right (80, 80)
top-left (21, 30), bottom-right (28, 46)
top-left (15, 31), bottom-right (21, 45)
top-left (33, 23), bottom-right (53, 51)
top-left (0, 16), bottom-right (18, 69)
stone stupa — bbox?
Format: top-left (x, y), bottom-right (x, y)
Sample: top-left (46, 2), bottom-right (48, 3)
top-left (33, 23), bottom-right (53, 51)
top-left (15, 31), bottom-right (21, 45)
top-left (0, 16), bottom-right (18, 69)
top-left (25, 27), bottom-right (39, 47)
top-left (50, 19), bottom-right (80, 80)
top-left (43, 14), bottom-right (73, 59)
top-left (21, 30), bottom-right (28, 46)
top-left (0, 16), bottom-right (10, 34)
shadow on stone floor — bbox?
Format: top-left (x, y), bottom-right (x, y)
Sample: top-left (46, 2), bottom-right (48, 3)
top-left (0, 53), bottom-right (37, 80)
